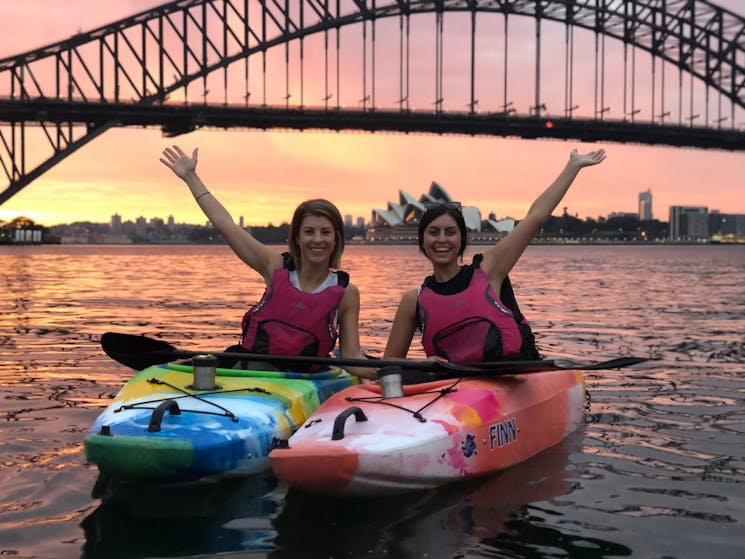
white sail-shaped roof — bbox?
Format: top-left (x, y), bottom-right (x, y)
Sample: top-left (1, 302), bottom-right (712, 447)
top-left (485, 218), bottom-right (515, 232)
top-left (373, 181), bottom-right (483, 231)
top-left (428, 181), bottom-right (452, 202)
top-left (462, 206), bottom-right (482, 232)
top-left (371, 197), bottom-right (411, 226)
top-left (399, 189), bottom-right (419, 206)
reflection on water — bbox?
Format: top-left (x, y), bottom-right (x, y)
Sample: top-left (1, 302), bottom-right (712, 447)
top-left (81, 433), bottom-right (596, 559)
top-left (271, 432), bottom-right (594, 559)
top-left (81, 473), bottom-right (280, 558)
top-left (1, 244), bottom-right (744, 558)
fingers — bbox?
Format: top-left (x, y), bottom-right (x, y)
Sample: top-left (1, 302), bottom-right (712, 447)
top-left (160, 145), bottom-right (189, 158)
top-left (160, 146), bottom-right (178, 162)
top-left (573, 148), bottom-right (605, 157)
top-left (160, 145), bottom-right (198, 166)
top-left (577, 148), bottom-right (606, 163)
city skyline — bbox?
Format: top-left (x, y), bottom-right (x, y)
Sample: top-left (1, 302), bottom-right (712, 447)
top-left (7, 186), bottom-right (744, 244)
top-left (22, 187), bottom-right (740, 230)
top-left (0, 1), bottom-right (743, 227)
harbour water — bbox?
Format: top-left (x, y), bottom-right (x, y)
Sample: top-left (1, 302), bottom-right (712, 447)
top-left (1, 243), bottom-right (744, 558)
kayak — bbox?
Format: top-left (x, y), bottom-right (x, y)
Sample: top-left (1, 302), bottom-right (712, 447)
top-left (84, 362), bottom-right (359, 483)
top-left (269, 369), bottom-right (585, 496)
top-left (272, 431), bottom-right (581, 557)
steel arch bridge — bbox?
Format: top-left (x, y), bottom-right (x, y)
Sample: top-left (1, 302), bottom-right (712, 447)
top-left (1, 0), bottom-right (744, 204)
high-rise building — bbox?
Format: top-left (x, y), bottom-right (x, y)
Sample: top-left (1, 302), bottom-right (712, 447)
top-left (709, 211), bottom-right (745, 236)
top-left (135, 216), bottom-right (148, 239)
top-left (356, 216), bottom-right (365, 228)
top-left (110, 213), bottom-right (122, 235)
top-left (669, 206), bottom-right (708, 240)
top-left (638, 189), bottom-right (653, 221)
top-left (345, 214), bottom-right (353, 227)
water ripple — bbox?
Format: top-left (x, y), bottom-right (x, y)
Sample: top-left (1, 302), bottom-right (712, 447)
top-left (1, 244), bottom-right (744, 558)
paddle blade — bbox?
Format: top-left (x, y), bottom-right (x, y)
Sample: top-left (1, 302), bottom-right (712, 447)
top-left (553, 356), bottom-right (649, 371)
top-left (437, 356), bottom-right (650, 378)
top-left (101, 332), bottom-right (179, 370)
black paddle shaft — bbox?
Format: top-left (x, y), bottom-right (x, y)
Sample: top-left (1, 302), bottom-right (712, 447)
top-left (100, 332), bottom-right (648, 376)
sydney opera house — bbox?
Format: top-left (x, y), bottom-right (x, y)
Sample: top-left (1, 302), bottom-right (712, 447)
top-left (365, 182), bottom-right (516, 243)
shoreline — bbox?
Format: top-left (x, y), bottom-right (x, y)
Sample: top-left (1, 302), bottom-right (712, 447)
top-left (3, 239), bottom-right (744, 247)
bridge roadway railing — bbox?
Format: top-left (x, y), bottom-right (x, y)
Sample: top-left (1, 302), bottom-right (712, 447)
top-left (1, 0), bottom-right (744, 204)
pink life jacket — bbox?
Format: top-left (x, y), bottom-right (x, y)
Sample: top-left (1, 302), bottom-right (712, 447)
top-left (240, 267), bottom-right (348, 359)
top-left (417, 265), bottom-right (538, 363)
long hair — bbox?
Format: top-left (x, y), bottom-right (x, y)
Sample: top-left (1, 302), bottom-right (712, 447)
top-left (417, 204), bottom-right (468, 258)
top-left (287, 199), bottom-right (346, 270)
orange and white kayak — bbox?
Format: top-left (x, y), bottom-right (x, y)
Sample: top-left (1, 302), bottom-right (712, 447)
top-left (269, 369), bottom-right (586, 496)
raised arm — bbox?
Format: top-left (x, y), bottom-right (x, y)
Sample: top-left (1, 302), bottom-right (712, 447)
top-left (160, 145), bottom-right (282, 282)
top-left (481, 148), bottom-right (606, 284)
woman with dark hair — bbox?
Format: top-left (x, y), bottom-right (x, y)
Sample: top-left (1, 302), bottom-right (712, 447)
top-left (383, 148), bottom-right (606, 364)
top-left (160, 145), bottom-right (372, 378)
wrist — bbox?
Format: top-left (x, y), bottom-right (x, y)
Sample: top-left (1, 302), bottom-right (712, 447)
top-left (182, 170), bottom-right (199, 183)
top-left (565, 160), bottom-right (583, 174)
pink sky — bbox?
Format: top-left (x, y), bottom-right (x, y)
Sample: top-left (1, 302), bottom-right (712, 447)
top-left (0, 1), bottom-right (743, 227)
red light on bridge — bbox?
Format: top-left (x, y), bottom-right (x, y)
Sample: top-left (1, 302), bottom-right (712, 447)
top-left (545, 120), bottom-right (554, 129)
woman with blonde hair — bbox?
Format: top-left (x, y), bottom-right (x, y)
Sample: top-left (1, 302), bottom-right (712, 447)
top-left (160, 145), bottom-right (372, 379)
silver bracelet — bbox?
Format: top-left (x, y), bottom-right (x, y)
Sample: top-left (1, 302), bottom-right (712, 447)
top-left (195, 191), bottom-right (211, 202)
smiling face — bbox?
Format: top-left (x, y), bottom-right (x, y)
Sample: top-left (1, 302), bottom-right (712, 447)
top-left (288, 199), bottom-right (345, 270)
top-left (296, 214), bottom-right (337, 268)
top-left (418, 204), bottom-right (467, 255)
top-left (421, 213), bottom-right (462, 267)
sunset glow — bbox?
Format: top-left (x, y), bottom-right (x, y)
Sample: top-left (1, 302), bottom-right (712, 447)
top-left (0, 1), bottom-right (743, 227)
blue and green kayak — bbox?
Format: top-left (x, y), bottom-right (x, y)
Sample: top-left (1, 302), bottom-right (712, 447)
top-left (84, 362), bottom-right (358, 483)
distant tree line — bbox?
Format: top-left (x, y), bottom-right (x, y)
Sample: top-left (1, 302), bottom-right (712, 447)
top-left (0, 216), bottom-right (49, 243)
top-left (540, 211), bottom-right (668, 240)
top-left (11, 218), bottom-right (369, 244)
top-left (3, 214), bottom-right (665, 244)
top-left (188, 223), bottom-right (367, 244)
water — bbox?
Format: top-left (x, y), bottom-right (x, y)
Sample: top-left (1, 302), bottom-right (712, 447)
top-left (1, 243), bottom-right (744, 559)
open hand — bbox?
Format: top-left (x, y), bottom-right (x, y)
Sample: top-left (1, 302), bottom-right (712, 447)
top-left (159, 145), bottom-right (198, 179)
top-left (570, 148), bottom-right (606, 168)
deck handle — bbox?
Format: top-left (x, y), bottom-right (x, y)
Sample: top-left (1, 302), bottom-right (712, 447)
top-left (147, 399), bottom-right (182, 432)
top-left (331, 406), bottom-right (368, 440)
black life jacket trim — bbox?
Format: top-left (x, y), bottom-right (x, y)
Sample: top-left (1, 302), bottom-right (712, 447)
top-left (416, 253), bottom-right (540, 359)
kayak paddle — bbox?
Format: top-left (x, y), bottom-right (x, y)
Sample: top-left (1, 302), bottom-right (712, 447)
top-left (100, 332), bottom-right (483, 374)
top-left (101, 332), bottom-right (648, 376)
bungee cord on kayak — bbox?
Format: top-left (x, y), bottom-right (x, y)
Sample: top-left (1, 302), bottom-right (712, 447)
top-left (112, 378), bottom-right (275, 422)
top-left (342, 378), bottom-right (464, 423)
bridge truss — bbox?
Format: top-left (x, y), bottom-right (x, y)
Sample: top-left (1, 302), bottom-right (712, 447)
top-left (1, 0), bottom-right (744, 204)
